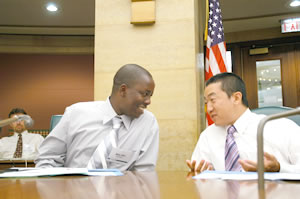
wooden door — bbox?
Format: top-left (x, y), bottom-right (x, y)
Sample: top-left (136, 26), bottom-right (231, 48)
top-left (241, 44), bottom-right (299, 109)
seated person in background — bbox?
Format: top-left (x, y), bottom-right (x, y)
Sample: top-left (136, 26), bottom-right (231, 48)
top-left (186, 72), bottom-right (300, 173)
top-left (0, 108), bottom-right (44, 159)
top-left (35, 64), bottom-right (159, 171)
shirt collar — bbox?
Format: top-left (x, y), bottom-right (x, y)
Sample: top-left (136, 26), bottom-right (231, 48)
top-left (101, 97), bottom-right (131, 130)
top-left (233, 108), bottom-right (251, 134)
top-left (13, 130), bottom-right (28, 136)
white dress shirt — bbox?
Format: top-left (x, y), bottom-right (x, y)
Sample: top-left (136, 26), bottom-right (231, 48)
top-left (0, 130), bottom-right (44, 159)
top-left (191, 109), bottom-right (300, 173)
top-left (35, 98), bottom-right (159, 171)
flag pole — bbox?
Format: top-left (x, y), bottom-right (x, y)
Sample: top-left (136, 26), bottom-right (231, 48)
top-left (204, 0), bottom-right (209, 41)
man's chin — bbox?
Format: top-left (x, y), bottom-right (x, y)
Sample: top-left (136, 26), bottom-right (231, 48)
top-left (212, 119), bottom-right (220, 126)
top-left (15, 129), bottom-right (25, 133)
top-left (133, 110), bottom-right (144, 118)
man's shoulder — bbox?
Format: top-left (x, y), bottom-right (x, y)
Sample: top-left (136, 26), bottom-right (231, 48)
top-left (26, 132), bottom-right (45, 139)
top-left (201, 124), bottom-right (225, 137)
top-left (266, 117), bottom-right (299, 128)
top-left (67, 101), bottom-right (105, 114)
top-left (139, 110), bottom-right (157, 122)
top-left (249, 111), bottom-right (268, 120)
top-left (131, 110), bottom-right (158, 128)
top-left (143, 109), bottom-right (156, 118)
top-left (250, 111), bottom-right (298, 127)
top-left (0, 135), bottom-right (13, 142)
top-left (69, 101), bottom-right (104, 109)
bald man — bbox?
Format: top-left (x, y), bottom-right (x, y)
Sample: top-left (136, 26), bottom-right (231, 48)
top-left (35, 64), bottom-right (159, 171)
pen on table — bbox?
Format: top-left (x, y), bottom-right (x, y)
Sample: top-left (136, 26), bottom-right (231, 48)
top-left (0, 168), bottom-right (19, 173)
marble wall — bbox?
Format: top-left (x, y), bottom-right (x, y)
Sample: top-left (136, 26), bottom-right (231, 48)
top-left (94, 0), bottom-right (205, 170)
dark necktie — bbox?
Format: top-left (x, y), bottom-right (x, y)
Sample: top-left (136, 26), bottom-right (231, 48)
top-left (14, 133), bottom-right (23, 158)
top-left (225, 125), bottom-right (242, 171)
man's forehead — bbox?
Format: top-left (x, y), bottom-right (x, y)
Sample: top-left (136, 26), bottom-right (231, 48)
top-left (205, 82), bottom-right (222, 93)
top-left (205, 91), bottom-right (217, 98)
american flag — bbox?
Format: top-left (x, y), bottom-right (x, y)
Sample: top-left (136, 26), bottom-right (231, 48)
top-left (205, 0), bottom-right (228, 125)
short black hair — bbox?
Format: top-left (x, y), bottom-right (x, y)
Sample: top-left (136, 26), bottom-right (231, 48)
top-left (112, 64), bottom-right (152, 92)
top-left (206, 72), bottom-right (249, 107)
top-left (9, 108), bottom-right (27, 118)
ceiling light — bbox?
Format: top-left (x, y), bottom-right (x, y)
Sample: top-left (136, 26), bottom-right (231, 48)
top-left (46, 3), bottom-right (58, 12)
top-left (290, 0), bottom-right (300, 7)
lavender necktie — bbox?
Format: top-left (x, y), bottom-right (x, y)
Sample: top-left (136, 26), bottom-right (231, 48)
top-left (225, 125), bottom-right (242, 171)
top-left (87, 116), bottom-right (123, 169)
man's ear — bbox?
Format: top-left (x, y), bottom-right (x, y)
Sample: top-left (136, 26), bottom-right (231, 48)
top-left (119, 84), bottom-right (128, 97)
top-left (232, 91), bottom-right (243, 105)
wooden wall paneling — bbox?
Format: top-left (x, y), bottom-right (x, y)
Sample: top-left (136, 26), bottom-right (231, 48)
top-left (0, 54), bottom-right (94, 136)
top-left (241, 47), bottom-right (259, 109)
top-left (276, 45), bottom-right (298, 108)
top-left (295, 44), bottom-right (300, 107)
top-left (229, 44), bottom-right (242, 77)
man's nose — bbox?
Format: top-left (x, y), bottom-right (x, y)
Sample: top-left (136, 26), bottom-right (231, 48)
top-left (206, 102), bottom-right (213, 113)
top-left (144, 96), bottom-right (151, 105)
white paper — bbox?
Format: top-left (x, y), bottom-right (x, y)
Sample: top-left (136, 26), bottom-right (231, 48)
top-left (0, 167), bottom-right (123, 178)
top-left (193, 170), bottom-right (300, 181)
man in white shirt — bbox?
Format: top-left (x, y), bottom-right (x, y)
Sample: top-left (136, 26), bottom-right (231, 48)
top-left (0, 108), bottom-right (44, 159)
top-left (35, 64), bottom-right (159, 171)
top-left (186, 72), bottom-right (300, 173)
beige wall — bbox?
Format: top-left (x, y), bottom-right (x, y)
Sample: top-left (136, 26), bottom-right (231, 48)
top-left (94, 0), bottom-right (205, 170)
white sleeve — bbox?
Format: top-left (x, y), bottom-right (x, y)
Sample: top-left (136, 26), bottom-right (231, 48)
top-left (278, 120), bottom-right (300, 173)
top-left (35, 107), bottom-right (71, 168)
top-left (191, 130), bottom-right (213, 167)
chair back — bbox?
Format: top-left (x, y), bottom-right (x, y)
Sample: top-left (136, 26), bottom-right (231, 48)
top-left (251, 106), bottom-right (300, 126)
top-left (50, 115), bottom-right (63, 132)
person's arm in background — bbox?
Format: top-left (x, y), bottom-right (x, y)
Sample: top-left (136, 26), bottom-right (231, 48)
top-left (34, 108), bottom-right (71, 168)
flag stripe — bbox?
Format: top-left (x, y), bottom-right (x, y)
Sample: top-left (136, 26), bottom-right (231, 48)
top-left (211, 43), bottom-right (227, 73)
top-left (205, 0), bottom-right (228, 126)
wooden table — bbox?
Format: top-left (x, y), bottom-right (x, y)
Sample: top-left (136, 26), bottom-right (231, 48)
top-left (0, 171), bottom-right (299, 199)
top-left (0, 160), bottom-right (35, 170)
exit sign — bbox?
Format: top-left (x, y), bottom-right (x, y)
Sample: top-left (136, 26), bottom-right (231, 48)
top-left (281, 18), bottom-right (300, 33)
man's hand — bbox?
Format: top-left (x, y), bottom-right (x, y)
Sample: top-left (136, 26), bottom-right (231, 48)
top-left (239, 152), bottom-right (280, 172)
top-left (186, 159), bottom-right (214, 172)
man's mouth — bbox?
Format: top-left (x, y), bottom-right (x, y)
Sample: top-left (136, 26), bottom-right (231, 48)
top-left (210, 114), bottom-right (217, 120)
top-left (138, 105), bottom-right (146, 111)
